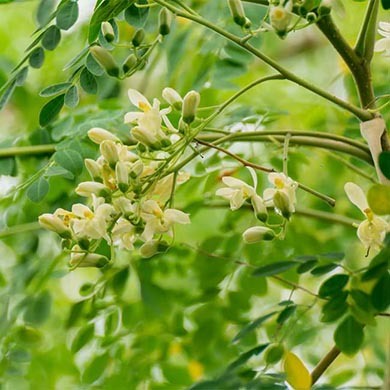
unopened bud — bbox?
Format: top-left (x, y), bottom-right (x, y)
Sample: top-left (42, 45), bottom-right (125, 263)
top-left (90, 46), bottom-right (119, 77)
top-left (88, 127), bottom-right (120, 144)
top-left (85, 159), bottom-right (102, 181)
top-left (115, 161), bottom-right (129, 192)
top-left (122, 54), bottom-right (137, 73)
top-left (273, 191), bottom-right (292, 219)
top-left (132, 29), bottom-right (145, 47)
top-left (243, 226), bottom-right (275, 244)
top-left (182, 90), bottom-right (200, 124)
top-left (159, 8), bottom-right (172, 36)
top-left (162, 87), bottom-right (182, 110)
top-left (140, 240), bottom-right (159, 258)
top-left (130, 160), bottom-right (144, 179)
top-left (70, 246), bottom-right (109, 268)
top-left (251, 195), bottom-right (268, 222)
top-left (100, 140), bottom-right (119, 167)
top-left (39, 214), bottom-right (71, 238)
top-left (76, 181), bottom-right (109, 198)
top-left (101, 22), bottom-right (115, 43)
top-left (228, 0), bottom-right (247, 27)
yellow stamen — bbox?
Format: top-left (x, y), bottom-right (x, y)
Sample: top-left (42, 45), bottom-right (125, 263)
top-left (139, 102), bottom-right (150, 112)
top-left (364, 208), bottom-right (374, 221)
top-left (274, 178), bottom-right (284, 189)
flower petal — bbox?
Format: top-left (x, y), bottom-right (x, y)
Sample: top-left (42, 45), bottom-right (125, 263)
top-left (128, 89), bottom-right (151, 110)
top-left (344, 182), bottom-right (368, 213)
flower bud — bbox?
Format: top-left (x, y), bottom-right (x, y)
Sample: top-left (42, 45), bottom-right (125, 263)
top-left (162, 87), bottom-right (182, 110)
top-left (130, 160), bottom-right (144, 179)
top-left (101, 21), bottom-right (115, 43)
top-left (76, 182), bottom-right (110, 198)
top-left (85, 158), bottom-right (102, 181)
top-left (39, 214), bottom-right (71, 238)
top-left (273, 191), bottom-right (292, 219)
top-left (251, 195), bottom-right (268, 222)
top-left (269, 5), bottom-right (292, 38)
top-left (115, 161), bottom-right (129, 192)
top-left (70, 246), bottom-right (109, 268)
top-left (122, 54), bottom-right (137, 73)
top-left (243, 226), bottom-right (275, 244)
top-left (140, 240), bottom-right (159, 258)
top-left (90, 46), bottom-right (119, 77)
top-left (88, 127), bottom-right (120, 144)
top-left (132, 29), bottom-right (145, 47)
top-left (159, 8), bottom-right (172, 36)
top-left (182, 90), bottom-right (200, 124)
top-left (227, 0), bottom-right (247, 27)
top-left (100, 140), bottom-right (119, 167)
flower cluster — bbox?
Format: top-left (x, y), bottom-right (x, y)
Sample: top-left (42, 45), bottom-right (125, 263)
top-left (39, 88), bottom-right (200, 267)
top-left (216, 168), bottom-right (297, 243)
top-left (344, 182), bottom-right (389, 253)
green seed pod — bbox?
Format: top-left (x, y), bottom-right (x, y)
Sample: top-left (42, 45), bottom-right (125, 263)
top-left (90, 46), bottom-right (119, 77)
top-left (132, 29), bottom-right (145, 47)
top-left (182, 90), bottom-right (200, 124)
top-left (159, 8), bottom-right (172, 36)
top-left (227, 0), bottom-right (247, 27)
top-left (122, 54), bottom-right (138, 73)
top-left (101, 21), bottom-right (115, 43)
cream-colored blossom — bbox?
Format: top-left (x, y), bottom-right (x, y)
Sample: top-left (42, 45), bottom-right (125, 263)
top-left (345, 182), bottom-right (389, 252)
top-left (112, 218), bottom-right (136, 250)
top-left (374, 21), bottom-right (390, 55)
top-left (141, 199), bottom-right (190, 241)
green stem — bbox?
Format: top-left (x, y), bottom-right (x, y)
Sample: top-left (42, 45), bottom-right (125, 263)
top-left (154, 0), bottom-right (373, 121)
top-left (311, 346), bottom-right (341, 384)
top-left (0, 222), bottom-right (41, 239)
top-left (0, 144), bottom-right (56, 158)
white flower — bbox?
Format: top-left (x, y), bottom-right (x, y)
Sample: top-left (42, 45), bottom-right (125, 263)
top-left (70, 199), bottom-right (116, 241)
top-left (141, 199), bottom-right (190, 241)
top-left (112, 218), bottom-right (136, 250)
top-left (38, 213), bottom-right (71, 238)
top-left (69, 245), bottom-right (109, 268)
top-left (162, 87), bottom-right (182, 110)
top-left (263, 173), bottom-right (297, 218)
top-left (374, 21), bottom-right (390, 55)
top-left (75, 181), bottom-right (109, 198)
top-left (216, 167), bottom-right (267, 221)
top-left (88, 127), bottom-right (120, 144)
top-left (124, 89), bottom-right (174, 148)
top-left (269, 1), bottom-right (293, 37)
top-left (345, 182), bottom-right (389, 252)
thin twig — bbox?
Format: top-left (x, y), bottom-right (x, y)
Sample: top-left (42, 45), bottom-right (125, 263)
top-left (311, 346), bottom-right (341, 384)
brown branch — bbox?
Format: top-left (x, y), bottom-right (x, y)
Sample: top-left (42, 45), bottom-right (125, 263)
top-left (311, 345), bottom-right (341, 384)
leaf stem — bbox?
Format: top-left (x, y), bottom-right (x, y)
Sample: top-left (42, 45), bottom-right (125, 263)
top-left (0, 144), bottom-right (56, 158)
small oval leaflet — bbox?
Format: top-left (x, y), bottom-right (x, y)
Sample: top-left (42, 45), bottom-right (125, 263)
top-left (29, 47), bottom-right (45, 69)
top-left (39, 94), bottom-right (65, 127)
top-left (56, 0), bottom-right (79, 30)
top-left (42, 25), bottom-right (61, 51)
top-left (26, 176), bottom-right (49, 203)
top-left (64, 85), bottom-right (79, 108)
top-left (80, 68), bottom-right (98, 94)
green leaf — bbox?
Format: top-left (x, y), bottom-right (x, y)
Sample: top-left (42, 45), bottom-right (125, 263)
top-left (54, 148), bottom-right (84, 176)
top-left (310, 263), bottom-right (338, 276)
top-left (379, 151), bottom-right (390, 179)
top-left (367, 184), bottom-right (390, 215)
top-left (39, 94), bottom-right (65, 126)
top-left (42, 25), bottom-right (61, 50)
top-left (36, 0), bottom-right (56, 26)
top-left (233, 311), bottom-right (277, 342)
top-left (124, 0), bottom-right (149, 28)
top-left (276, 305), bottom-right (296, 324)
top-left (71, 324), bottom-right (95, 353)
top-left (296, 259), bottom-right (318, 274)
top-left (64, 85), bottom-right (79, 108)
top-left (15, 67), bottom-right (29, 87)
top-left (264, 343), bottom-right (285, 365)
top-left (23, 291), bottom-right (51, 325)
top-left (0, 80), bottom-right (16, 111)
top-left (29, 47), bottom-right (45, 68)
top-left (66, 301), bottom-right (85, 328)
top-left (39, 82), bottom-right (72, 97)
top-left (321, 292), bottom-right (349, 323)
top-left (371, 272), bottom-right (390, 311)
top-left (56, 0), bottom-right (79, 30)
top-left (45, 165), bottom-right (74, 179)
top-left (227, 344), bottom-right (269, 371)
top-left (350, 289), bottom-right (374, 312)
top-left (80, 68), bottom-right (98, 94)
top-left (26, 177), bottom-right (50, 202)
top-left (334, 315), bottom-right (364, 355)
top-left (86, 53), bottom-right (105, 76)
top-left (88, 0), bottom-right (131, 43)
top-left (82, 353), bottom-right (109, 383)
top-left (252, 261), bottom-right (296, 277)
top-left (112, 267), bottom-right (130, 296)
top-left (318, 274), bottom-right (349, 298)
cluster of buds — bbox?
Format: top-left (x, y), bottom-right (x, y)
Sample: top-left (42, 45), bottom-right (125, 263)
top-left (216, 168), bottom-right (297, 244)
top-left (39, 88), bottom-right (197, 267)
